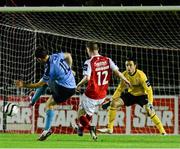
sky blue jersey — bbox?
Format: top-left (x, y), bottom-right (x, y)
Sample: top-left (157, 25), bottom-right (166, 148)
top-left (42, 52), bottom-right (76, 88)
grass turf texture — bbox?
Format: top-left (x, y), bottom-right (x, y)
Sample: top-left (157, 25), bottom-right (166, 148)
top-left (0, 133), bottom-right (179, 148)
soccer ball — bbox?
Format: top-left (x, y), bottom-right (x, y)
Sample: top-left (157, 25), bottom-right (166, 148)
top-left (3, 102), bottom-right (19, 116)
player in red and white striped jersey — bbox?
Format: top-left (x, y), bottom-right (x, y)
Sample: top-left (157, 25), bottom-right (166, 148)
top-left (76, 41), bottom-right (131, 140)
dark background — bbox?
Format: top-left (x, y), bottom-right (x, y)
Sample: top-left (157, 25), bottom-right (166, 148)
top-left (1, 0), bottom-right (180, 6)
top-left (0, 0), bottom-right (179, 96)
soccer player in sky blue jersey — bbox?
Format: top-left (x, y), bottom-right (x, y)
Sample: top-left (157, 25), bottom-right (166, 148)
top-left (15, 47), bottom-right (76, 141)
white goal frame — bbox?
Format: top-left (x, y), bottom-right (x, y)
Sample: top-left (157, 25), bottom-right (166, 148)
top-left (0, 5), bottom-right (179, 134)
top-left (0, 6), bottom-right (180, 12)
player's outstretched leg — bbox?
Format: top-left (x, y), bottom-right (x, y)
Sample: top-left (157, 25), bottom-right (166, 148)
top-left (29, 85), bottom-right (48, 106)
top-left (89, 126), bottom-right (97, 141)
top-left (37, 130), bottom-right (52, 141)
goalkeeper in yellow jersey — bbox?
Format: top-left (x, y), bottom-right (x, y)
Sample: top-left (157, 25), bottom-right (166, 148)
top-left (98, 56), bottom-right (166, 135)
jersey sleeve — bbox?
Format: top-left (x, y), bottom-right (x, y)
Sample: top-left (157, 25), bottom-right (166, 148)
top-left (83, 60), bottom-right (91, 77)
top-left (109, 58), bottom-right (119, 71)
top-left (140, 71), bottom-right (153, 103)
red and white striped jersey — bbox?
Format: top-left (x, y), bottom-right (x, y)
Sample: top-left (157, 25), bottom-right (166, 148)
top-left (83, 55), bottom-right (118, 100)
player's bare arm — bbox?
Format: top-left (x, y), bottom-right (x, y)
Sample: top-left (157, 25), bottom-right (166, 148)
top-left (76, 75), bottom-right (89, 92)
top-left (113, 69), bottom-right (131, 87)
top-left (64, 52), bottom-right (76, 76)
top-left (64, 52), bottom-right (72, 68)
top-left (15, 80), bottom-right (47, 88)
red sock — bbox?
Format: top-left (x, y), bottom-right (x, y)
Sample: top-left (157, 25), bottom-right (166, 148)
top-left (79, 115), bottom-right (91, 130)
top-left (86, 114), bottom-right (92, 122)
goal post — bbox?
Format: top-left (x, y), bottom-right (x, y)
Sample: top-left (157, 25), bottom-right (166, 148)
top-left (0, 6), bottom-right (179, 134)
top-left (1, 6), bottom-right (180, 12)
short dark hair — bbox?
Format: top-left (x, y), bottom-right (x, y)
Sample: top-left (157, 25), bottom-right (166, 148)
top-left (126, 55), bottom-right (137, 64)
top-left (86, 41), bottom-right (99, 51)
top-left (35, 47), bottom-right (48, 58)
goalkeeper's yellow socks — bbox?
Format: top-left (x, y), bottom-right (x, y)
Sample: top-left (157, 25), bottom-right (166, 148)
top-left (107, 107), bottom-right (117, 131)
top-left (151, 114), bottom-right (166, 134)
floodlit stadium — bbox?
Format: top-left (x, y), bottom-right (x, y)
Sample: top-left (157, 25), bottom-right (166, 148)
top-left (0, 6), bottom-right (180, 148)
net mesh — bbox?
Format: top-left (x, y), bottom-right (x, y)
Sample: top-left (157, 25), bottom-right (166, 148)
top-left (0, 7), bottom-right (179, 134)
top-left (1, 11), bottom-right (180, 49)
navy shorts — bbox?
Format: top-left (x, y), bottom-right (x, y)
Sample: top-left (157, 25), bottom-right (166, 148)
top-left (51, 83), bottom-right (75, 103)
top-left (121, 93), bottom-right (148, 107)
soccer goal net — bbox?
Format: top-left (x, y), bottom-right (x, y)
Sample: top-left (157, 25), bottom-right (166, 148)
top-left (0, 6), bottom-right (179, 135)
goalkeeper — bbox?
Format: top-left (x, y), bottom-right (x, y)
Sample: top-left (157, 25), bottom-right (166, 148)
top-left (98, 56), bottom-right (166, 135)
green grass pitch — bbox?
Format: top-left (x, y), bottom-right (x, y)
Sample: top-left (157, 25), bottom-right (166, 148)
top-left (0, 133), bottom-right (180, 148)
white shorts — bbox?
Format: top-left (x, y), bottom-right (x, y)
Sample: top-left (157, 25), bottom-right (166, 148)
top-left (79, 94), bottom-right (105, 116)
